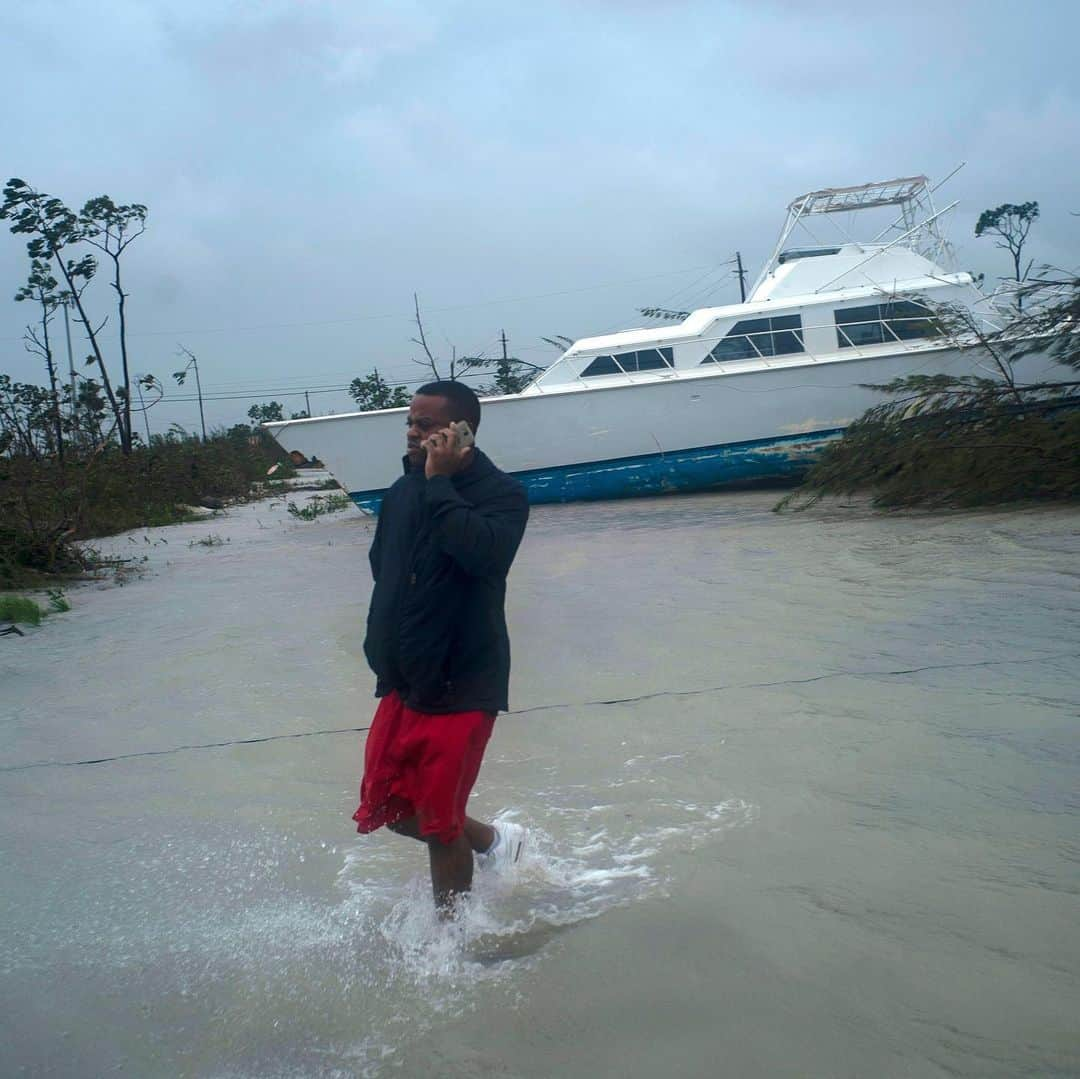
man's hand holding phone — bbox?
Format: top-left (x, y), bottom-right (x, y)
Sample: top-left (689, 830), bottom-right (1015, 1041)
top-left (424, 420), bottom-right (475, 479)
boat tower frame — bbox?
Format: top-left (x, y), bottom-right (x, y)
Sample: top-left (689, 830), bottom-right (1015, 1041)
top-left (750, 173), bottom-right (960, 297)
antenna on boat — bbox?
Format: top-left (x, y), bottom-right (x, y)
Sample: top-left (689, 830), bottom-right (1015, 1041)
top-left (930, 161), bottom-right (966, 195)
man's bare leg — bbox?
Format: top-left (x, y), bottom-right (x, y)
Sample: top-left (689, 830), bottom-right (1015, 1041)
top-left (387, 814), bottom-right (496, 914)
top-left (463, 817), bottom-right (495, 854)
top-left (388, 814), bottom-right (495, 854)
top-left (428, 834), bottom-right (474, 913)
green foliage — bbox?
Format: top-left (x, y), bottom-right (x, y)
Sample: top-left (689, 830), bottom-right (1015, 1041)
top-left (348, 369), bottom-right (411, 411)
top-left (778, 373), bottom-right (1080, 510)
top-left (247, 401), bottom-right (285, 424)
top-left (0, 375), bottom-right (57, 457)
top-left (975, 201), bottom-right (1040, 289)
top-left (0, 595), bottom-right (45, 625)
top-left (975, 201), bottom-right (1039, 240)
top-left (1009, 273), bottom-right (1080, 372)
top-left (79, 195), bottom-right (147, 240)
top-left (540, 335), bottom-right (575, 354)
top-left (780, 394), bottom-right (1079, 510)
top-left (0, 179), bottom-right (85, 265)
top-left (14, 258), bottom-right (62, 307)
top-left (459, 352), bottom-right (537, 396)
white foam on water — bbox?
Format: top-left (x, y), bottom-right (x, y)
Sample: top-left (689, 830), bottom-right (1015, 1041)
top-left (2, 796), bottom-right (755, 1077)
top-left (339, 797), bottom-right (758, 997)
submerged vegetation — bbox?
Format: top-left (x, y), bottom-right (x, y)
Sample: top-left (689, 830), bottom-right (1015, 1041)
top-left (286, 492), bottom-right (353, 520)
top-left (189, 533), bottom-right (229, 548)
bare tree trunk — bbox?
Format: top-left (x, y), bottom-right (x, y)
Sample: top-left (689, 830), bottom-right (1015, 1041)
top-left (412, 293), bottom-right (442, 380)
top-left (110, 254), bottom-right (132, 450)
top-left (35, 298), bottom-right (65, 463)
top-left (52, 253), bottom-right (127, 451)
top-left (1013, 247), bottom-right (1024, 312)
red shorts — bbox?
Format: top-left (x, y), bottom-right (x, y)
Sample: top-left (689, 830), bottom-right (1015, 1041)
top-left (352, 691), bottom-right (495, 844)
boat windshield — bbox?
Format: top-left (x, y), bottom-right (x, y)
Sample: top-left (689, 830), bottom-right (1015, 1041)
top-left (777, 247), bottom-right (841, 264)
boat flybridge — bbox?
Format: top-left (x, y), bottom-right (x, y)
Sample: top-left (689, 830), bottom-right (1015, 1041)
top-left (524, 175), bottom-right (988, 394)
top-left (266, 175), bottom-right (995, 511)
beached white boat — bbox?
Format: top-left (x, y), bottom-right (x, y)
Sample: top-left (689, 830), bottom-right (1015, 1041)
top-left (266, 175), bottom-right (1003, 511)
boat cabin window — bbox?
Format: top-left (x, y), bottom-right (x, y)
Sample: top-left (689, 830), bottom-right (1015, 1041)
top-left (700, 314), bottom-right (804, 363)
top-left (581, 347), bottom-right (674, 377)
top-left (777, 247), bottom-right (841, 264)
top-left (835, 300), bottom-right (939, 348)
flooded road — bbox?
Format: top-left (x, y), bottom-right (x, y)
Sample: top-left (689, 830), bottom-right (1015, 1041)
top-left (2, 487), bottom-right (1078, 1077)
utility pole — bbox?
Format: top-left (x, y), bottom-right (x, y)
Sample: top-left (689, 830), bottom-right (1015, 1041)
top-left (305, 389), bottom-right (312, 418)
top-left (499, 330), bottom-right (510, 394)
top-left (193, 355), bottom-right (207, 441)
top-left (175, 346), bottom-right (208, 441)
top-left (734, 251), bottom-right (747, 303)
top-left (135, 377), bottom-right (152, 444)
top-left (62, 297), bottom-right (77, 425)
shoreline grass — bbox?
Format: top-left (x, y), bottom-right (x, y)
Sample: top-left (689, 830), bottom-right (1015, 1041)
top-left (0, 595), bottom-right (47, 625)
top-left (1, 430), bottom-right (295, 589)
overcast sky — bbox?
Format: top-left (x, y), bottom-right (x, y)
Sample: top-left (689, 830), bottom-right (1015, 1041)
top-left (3, 0), bottom-right (1078, 431)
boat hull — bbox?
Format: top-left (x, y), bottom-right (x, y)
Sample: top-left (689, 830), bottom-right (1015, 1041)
top-left (264, 343), bottom-right (1024, 512)
top-left (338, 429), bottom-right (840, 511)
top-left (511, 428), bottom-right (840, 507)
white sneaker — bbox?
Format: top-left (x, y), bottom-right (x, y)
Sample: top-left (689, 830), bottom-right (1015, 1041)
top-left (479, 820), bottom-right (527, 871)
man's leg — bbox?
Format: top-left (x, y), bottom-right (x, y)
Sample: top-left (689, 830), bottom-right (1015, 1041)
top-left (386, 815), bottom-right (425, 841)
top-left (389, 814), bottom-right (495, 854)
top-left (382, 709), bottom-right (498, 913)
top-left (427, 833), bottom-right (474, 913)
top-left (387, 815), bottom-right (482, 913)
top-left (463, 816), bottom-right (496, 854)
top-left (387, 814), bottom-right (497, 913)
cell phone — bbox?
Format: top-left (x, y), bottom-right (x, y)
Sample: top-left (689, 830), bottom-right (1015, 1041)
top-left (450, 420), bottom-right (475, 449)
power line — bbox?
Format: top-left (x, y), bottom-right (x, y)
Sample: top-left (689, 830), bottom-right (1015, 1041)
top-left (164, 369), bottom-right (491, 403)
top-left (0, 263), bottom-right (715, 345)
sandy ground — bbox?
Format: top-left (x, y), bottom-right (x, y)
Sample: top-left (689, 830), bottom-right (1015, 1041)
top-left (2, 483), bottom-right (1078, 1078)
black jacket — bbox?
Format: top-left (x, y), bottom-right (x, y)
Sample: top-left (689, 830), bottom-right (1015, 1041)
top-left (363, 449), bottom-right (529, 714)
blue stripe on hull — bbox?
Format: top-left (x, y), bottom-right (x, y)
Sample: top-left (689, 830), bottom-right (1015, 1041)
top-left (348, 428), bottom-right (842, 513)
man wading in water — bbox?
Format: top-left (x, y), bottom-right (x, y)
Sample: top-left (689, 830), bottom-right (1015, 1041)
top-left (353, 381), bottom-right (530, 914)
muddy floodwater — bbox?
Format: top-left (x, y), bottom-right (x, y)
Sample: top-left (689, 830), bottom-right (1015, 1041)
top-left (2, 485), bottom-right (1078, 1078)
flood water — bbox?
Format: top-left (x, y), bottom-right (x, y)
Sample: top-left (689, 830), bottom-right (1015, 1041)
top-left (2, 485), bottom-right (1078, 1077)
